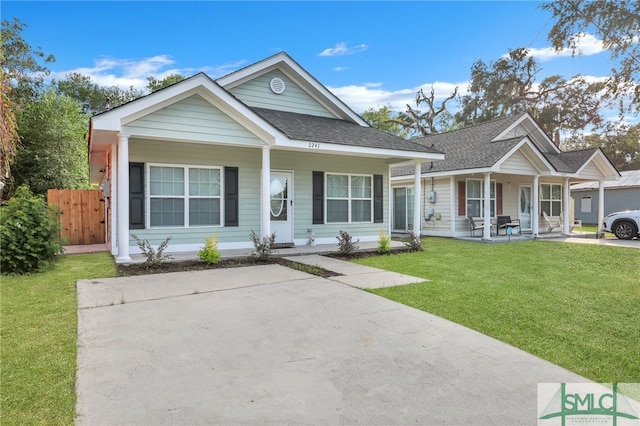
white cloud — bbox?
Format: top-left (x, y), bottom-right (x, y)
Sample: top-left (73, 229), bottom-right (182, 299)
top-left (328, 81), bottom-right (467, 113)
top-left (508, 33), bottom-right (606, 62)
top-left (48, 55), bottom-right (247, 91)
top-left (334, 66), bottom-right (350, 72)
top-left (318, 42), bottom-right (367, 57)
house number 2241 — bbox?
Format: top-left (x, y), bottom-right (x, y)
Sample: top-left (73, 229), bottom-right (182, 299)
top-left (308, 142), bottom-right (320, 149)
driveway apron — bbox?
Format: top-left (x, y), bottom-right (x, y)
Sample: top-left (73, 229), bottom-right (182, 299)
top-left (76, 262), bottom-right (586, 425)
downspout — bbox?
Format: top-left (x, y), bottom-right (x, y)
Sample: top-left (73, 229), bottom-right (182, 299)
top-left (562, 177), bottom-right (570, 235)
top-left (483, 172), bottom-right (492, 240)
top-left (413, 161), bottom-right (422, 238)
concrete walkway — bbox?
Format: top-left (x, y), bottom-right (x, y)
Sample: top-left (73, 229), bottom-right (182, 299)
top-left (76, 256), bottom-right (588, 425)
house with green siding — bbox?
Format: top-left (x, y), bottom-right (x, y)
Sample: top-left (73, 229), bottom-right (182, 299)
top-left (88, 52), bottom-right (443, 263)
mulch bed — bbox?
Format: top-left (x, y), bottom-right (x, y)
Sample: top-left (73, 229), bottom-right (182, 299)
top-left (117, 256), bottom-right (341, 278)
top-left (116, 247), bottom-right (417, 278)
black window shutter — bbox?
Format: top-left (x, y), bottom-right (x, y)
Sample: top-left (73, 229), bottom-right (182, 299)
top-left (129, 162), bottom-right (145, 229)
top-left (224, 167), bottom-right (239, 227)
top-left (312, 171), bottom-right (324, 224)
top-left (373, 174), bottom-right (384, 223)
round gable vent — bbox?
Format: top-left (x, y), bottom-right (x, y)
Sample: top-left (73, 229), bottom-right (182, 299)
top-left (270, 77), bottom-right (286, 94)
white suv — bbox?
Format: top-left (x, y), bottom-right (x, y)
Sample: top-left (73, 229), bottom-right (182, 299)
top-left (602, 210), bottom-right (640, 240)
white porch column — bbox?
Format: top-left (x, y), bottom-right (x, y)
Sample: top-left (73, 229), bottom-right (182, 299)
top-left (261, 146), bottom-right (271, 239)
top-left (413, 161), bottom-right (422, 238)
top-left (116, 133), bottom-right (131, 264)
top-left (450, 176), bottom-right (456, 234)
top-left (562, 177), bottom-right (570, 235)
top-left (483, 172), bottom-right (492, 240)
top-left (532, 176), bottom-right (539, 236)
top-left (110, 147), bottom-right (117, 255)
top-left (598, 181), bottom-right (605, 236)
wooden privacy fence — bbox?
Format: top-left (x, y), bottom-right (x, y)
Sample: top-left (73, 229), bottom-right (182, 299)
top-left (47, 189), bottom-right (105, 245)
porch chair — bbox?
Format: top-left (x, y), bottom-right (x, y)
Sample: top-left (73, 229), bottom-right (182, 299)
top-left (559, 214), bottom-right (583, 233)
top-left (542, 211), bottom-right (561, 233)
top-left (468, 216), bottom-right (493, 237)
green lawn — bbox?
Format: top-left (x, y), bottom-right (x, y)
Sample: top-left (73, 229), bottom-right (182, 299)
top-left (359, 238), bottom-right (640, 382)
top-left (1, 253), bottom-right (117, 426)
top-left (2, 242), bottom-right (638, 424)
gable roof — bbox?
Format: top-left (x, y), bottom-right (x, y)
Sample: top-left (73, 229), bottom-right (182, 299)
top-left (252, 107), bottom-right (441, 154)
top-left (392, 112), bottom-right (620, 180)
top-left (217, 52), bottom-right (368, 126)
top-left (392, 114), bottom-right (530, 176)
top-left (543, 148), bottom-right (599, 173)
top-left (89, 54), bottom-right (447, 183)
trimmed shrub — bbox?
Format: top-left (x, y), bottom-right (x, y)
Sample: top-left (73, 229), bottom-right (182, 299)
top-left (378, 229), bottom-right (392, 254)
top-left (336, 230), bottom-right (359, 256)
top-left (0, 186), bottom-right (64, 274)
top-left (131, 234), bottom-right (173, 269)
top-left (404, 230), bottom-right (424, 252)
top-left (199, 233), bottom-right (222, 264)
top-left (249, 230), bottom-right (276, 260)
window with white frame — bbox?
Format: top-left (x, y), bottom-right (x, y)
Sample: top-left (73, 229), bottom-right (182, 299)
top-left (540, 183), bottom-right (562, 216)
top-left (149, 165), bottom-right (221, 227)
top-left (466, 179), bottom-right (495, 217)
top-left (326, 173), bottom-right (372, 223)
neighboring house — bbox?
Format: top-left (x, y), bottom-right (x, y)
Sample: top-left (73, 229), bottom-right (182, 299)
top-left (88, 52), bottom-right (443, 263)
top-left (391, 113), bottom-right (620, 239)
top-left (571, 170), bottom-right (640, 224)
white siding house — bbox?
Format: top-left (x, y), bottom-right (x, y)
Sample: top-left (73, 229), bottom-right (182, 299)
top-left (391, 113), bottom-right (620, 239)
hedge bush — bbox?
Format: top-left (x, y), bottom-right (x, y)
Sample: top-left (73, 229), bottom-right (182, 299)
top-left (1, 186), bottom-right (64, 274)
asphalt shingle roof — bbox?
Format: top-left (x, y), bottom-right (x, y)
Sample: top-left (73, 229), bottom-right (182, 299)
top-left (392, 114), bottom-right (526, 176)
top-left (251, 107), bottom-right (442, 154)
top-left (391, 113), bottom-right (601, 177)
top-left (543, 148), bottom-right (598, 173)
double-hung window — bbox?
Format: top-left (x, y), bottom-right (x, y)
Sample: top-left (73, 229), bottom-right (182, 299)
top-left (149, 165), bottom-right (221, 227)
top-left (540, 183), bottom-right (562, 216)
top-left (466, 179), bottom-right (495, 217)
top-left (326, 173), bottom-right (372, 223)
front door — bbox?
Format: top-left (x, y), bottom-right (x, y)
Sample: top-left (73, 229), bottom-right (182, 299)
top-left (270, 172), bottom-right (293, 244)
top-left (518, 185), bottom-right (532, 230)
top-left (393, 187), bottom-right (414, 231)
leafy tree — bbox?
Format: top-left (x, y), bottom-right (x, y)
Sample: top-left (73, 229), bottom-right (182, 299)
top-left (146, 73), bottom-right (185, 93)
top-left (362, 105), bottom-right (410, 138)
top-left (456, 47), bottom-right (606, 144)
top-left (0, 18), bottom-right (55, 105)
top-left (14, 89), bottom-right (89, 195)
top-left (1, 67), bottom-right (18, 195)
top-left (1, 18), bottom-right (55, 196)
top-left (563, 122), bottom-right (640, 171)
top-left (55, 72), bottom-right (144, 115)
top-left (542, 0), bottom-right (640, 113)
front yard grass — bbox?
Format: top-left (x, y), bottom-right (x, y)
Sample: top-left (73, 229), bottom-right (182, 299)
top-left (359, 238), bottom-right (639, 382)
top-left (1, 253), bottom-right (117, 425)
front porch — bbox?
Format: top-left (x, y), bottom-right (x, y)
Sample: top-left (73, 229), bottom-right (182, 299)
top-left (454, 229), bottom-right (601, 243)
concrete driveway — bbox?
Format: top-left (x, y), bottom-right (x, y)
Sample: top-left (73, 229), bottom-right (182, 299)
top-left (76, 262), bottom-right (587, 425)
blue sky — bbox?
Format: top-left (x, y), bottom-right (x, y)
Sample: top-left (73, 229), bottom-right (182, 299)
top-left (4, 1), bottom-right (615, 116)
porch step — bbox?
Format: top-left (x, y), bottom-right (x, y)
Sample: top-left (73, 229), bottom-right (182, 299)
top-left (271, 242), bottom-right (295, 249)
